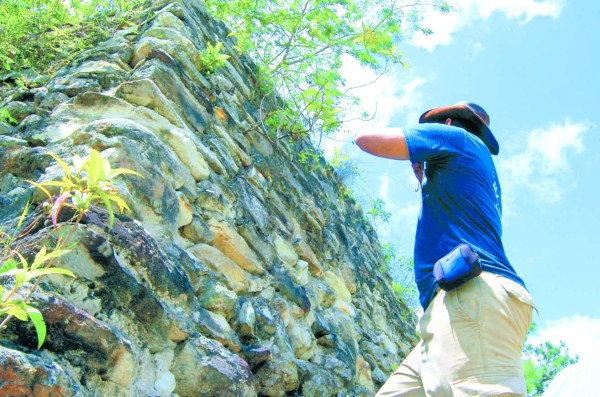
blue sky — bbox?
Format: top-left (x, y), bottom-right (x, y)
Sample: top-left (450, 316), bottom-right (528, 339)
top-left (326, 0), bottom-right (600, 363)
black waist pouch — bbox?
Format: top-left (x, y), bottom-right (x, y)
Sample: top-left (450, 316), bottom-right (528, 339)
top-left (433, 244), bottom-right (482, 291)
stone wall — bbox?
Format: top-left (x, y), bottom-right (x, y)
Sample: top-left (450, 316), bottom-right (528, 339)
top-left (0, 1), bottom-right (417, 396)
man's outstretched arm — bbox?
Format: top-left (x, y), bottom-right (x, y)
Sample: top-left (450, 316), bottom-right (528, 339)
top-left (355, 130), bottom-right (410, 160)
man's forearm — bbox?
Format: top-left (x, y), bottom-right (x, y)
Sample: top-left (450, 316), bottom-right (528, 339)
top-left (355, 131), bottom-right (410, 160)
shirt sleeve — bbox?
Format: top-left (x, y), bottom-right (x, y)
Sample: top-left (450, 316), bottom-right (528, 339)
top-left (403, 123), bottom-right (467, 163)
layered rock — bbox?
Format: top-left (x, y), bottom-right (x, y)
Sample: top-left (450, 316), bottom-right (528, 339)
top-left (0, 1), bottom-right (417, 396)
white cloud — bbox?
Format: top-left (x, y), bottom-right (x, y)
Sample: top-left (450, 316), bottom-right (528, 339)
top-left (530, 315), bottom-right (600, 362)
top-left (466, 41), bottom-right (486, 59)
top-left (497, 119), bottom-right (591, 205)
top-left (378, 174), bottom-right (391, 199)
top-left (412, 0), bottom-right (565, 51)
top-left (339, 55), bottom-right (429, 129)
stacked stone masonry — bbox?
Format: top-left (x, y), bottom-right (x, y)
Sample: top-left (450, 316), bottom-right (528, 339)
top-left (0, 1), bottom-right (417, 396)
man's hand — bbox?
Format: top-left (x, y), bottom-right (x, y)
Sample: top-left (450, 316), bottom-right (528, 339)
top-left (412, 162), bottom-right (424, 183)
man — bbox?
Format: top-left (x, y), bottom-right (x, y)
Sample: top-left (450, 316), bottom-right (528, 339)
top-left (355, 102), bottom-right (536, 396)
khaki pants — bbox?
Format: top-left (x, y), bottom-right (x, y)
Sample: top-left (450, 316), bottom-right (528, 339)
top-left (377, 272), bottom-right (535, 397)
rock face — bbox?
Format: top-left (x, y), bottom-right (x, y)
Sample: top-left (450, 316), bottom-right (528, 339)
top-left (0, 1), bottom-right (417, 396)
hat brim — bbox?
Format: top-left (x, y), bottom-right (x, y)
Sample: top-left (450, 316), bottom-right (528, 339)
top-left (419, 104), bottom-right (499, 155)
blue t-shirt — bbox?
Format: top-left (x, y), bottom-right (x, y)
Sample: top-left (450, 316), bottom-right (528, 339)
top-left (403, 123), bottom-right (525, 309)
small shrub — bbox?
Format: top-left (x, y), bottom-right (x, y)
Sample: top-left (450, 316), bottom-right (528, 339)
top-left (0, 108), bottom-right (17, 125)
top-left (0, 149), bottom-right (140, 348)
top-left (197, 41), bottom-right (230, 75)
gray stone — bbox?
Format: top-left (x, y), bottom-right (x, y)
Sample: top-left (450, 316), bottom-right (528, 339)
top-left (238, 300), bottom-right (257, 337)
top-left (172, 336), bottom-right (255, 397)
top-left (36, 91), bottom-right (69, 111)
top-left (0, 121), bottom-right (12, 135)
top-left (181, 214), bottom-right (214, 244)
top-left (197, 277), bottom-right (238, 321)
top-left (0, 135), bottom-right (26, 148)
top-left (0, 347), bottom-right (84, 396)
top-left (48, 76), bottom-right (102, 96)
top-left (2, 101), bottom-right (35, 123)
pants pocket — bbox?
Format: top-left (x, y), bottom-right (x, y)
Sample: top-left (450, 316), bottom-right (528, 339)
top-left (501, 278), bottom-right (536, 309)
top-left (451, 276), bottom-right (482, 322)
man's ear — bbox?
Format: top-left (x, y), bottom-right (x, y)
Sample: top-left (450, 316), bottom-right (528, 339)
top-left (445, 118), bottom-right (452, 126)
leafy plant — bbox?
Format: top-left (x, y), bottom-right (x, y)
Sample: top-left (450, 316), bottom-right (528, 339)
top-left (381, 242), bottom-right (418, 308)
top-left (205, 0), bottom-right (450, 141)
top-left (29, 149), bottom-right (141, 229)
top-left (0, 244), bottom-right (74, 348)
top-left (0, 0), bottom-right (147, 75)
top-left (196, 41), bottom-right (231, 75)
top-left (368, 198), bottom-right (391, 224)
top-left (0, 149), bottom-right (140, 348)
top-left (0, 108), bottom-right (17, 125)
top-left (330, 147), bottom-right (359, 185)
top-left (523, 323), bottom-right (579, 396)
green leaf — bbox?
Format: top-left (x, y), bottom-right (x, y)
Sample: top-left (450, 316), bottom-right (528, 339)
top-left (86, 149), bottom-right (107, 186)
top-left (39, 249), bottom-right (71, 262)
top-left (0, 258), bottom-right (18, 275)
top-left (37, 180), bottom-right (76, 190)
top-left (30, 267), bottom-right (76, 279)
top-left (26, 305), bottom-right (46, 349)
top-left (96, 191), bottom-right (115, 229)
top-left (72, 154), bottom-right (88, 175)
top-left (31, 247), bottom-right (70, 271)
top-left (107, 168), bottom-right (142, 179)
top-left (5, 301), bottom-right (28, 321)
top-left (15, 200), bottom-right (32, 233)
top-left (25, 180), bottom-right (54, 202)
top-left (0, 268), bottom-right (28, 278)
top-left (107, 193), bottom-right (131, 213)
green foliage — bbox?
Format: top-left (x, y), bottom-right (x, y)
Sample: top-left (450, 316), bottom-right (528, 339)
top-left (367, 198), bottom-right (391, 224)
top-left (0, 108), bottom-right (17, 125)
top-left (205, 0), bottom-right (450, 141)
top-left (297, 146), bottom-right (324, 172)
top-left (29, 149), bottom-right (141, 229)
top-left (0, 149), bottom-right (140, 348)
top-left (382, 242), bottom-right (418, 308)
top-left (0, 246), bottom-right (74, 348)
top-left (197, 41), bottom-right (231, 75)
top-left (330, 147), bottom-right (359, 185)
top-left (523, 324), bottom-right (579, 396)
top-left (0, 0), bottom-right (146, 75)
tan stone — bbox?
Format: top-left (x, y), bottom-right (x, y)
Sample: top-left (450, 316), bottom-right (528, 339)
top-left (333, 300), bottom-right (356, 317)
top-left (115, 79), bottom-right (183, 127)
top-left (208, 219), bottom-right (265, 275)
top-left (143, 26), bottom-right (198, 63)
top-left (274, 234), bottom-right (298, 266)
top-left (286, 321), bottom-right (315, 361)
top-left (302, 196), bottom-right (325, 226)
top-left (106, 344), bottom-right (138, 387)
top-left (294, 239), bottom-right (323, 277)
top-left (187, 243), bottom-right (249, 293)
top-left (323, 270), bottom-right (352, 303)
top-left (213, 124), bottom-right (252, 167)
top-left (176, 191), bottom-right (193, 228)
top-left (340, 265), bottom-right (358, 294)
top-left (355, 354), bottom-right (374, 391)
top-left (272, 297), bottom-right (290, 327)
top-left (294, 260), bottom-right (310, 286)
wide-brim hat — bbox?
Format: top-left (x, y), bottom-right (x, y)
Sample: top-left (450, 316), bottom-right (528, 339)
top-left (419, 102), bottom-right (499, 155)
